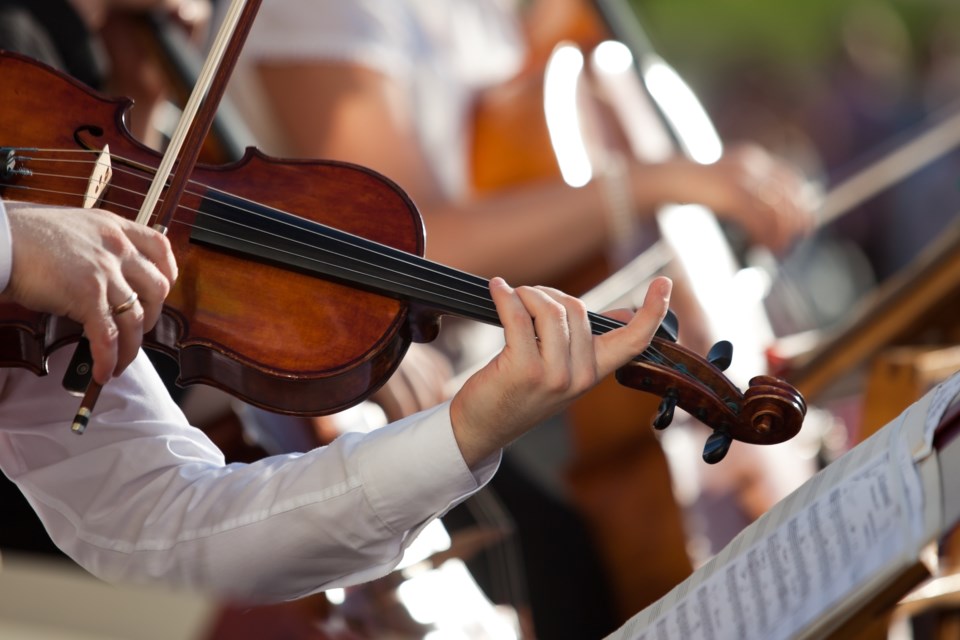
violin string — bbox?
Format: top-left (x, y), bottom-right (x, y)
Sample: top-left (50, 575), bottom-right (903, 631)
top-left (6, 177), bottom-right (515, 325)
top-left (18, 151), bottom-right (573, 308)
top-left (21, 152), bottom-right (507, 307)
top-left (20, 152), bottom-right (521, 306)
top-left (6, 182), bottom-right (515, 325)
top-left (9, 150), bottom-right (680, 370)
top-left (29, 152), bottom-right (521, 316)
top-left (6, 150), bottom-right (680, 368)
top-left (6, 155), bottom-right (679, 370)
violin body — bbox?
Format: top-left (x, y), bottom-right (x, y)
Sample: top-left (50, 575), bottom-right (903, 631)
top-left (0, 50), bottom-right (430, 415)
top-left (0, 49), bottom-right (804, 452)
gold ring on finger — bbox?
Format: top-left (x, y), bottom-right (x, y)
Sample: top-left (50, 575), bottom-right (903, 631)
top-left (111, 292), bottom-right (139, 316)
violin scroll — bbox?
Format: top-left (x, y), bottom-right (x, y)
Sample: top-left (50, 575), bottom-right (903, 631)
top-left (615, 336), bottom-right (806, 464)
top-left (742, 375), bottom-right (807, 439)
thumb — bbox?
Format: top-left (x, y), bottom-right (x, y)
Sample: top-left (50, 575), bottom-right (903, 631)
top-left (595, 276), bottom-right (672, 376)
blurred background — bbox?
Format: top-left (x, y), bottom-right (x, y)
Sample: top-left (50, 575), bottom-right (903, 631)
top-left (638, 0), bottom-right (960, 300)
top-left (3, 1), bottom-right (960, 638)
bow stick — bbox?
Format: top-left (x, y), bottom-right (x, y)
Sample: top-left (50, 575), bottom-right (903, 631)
top-left (70, 0), bottom-right (264, 433)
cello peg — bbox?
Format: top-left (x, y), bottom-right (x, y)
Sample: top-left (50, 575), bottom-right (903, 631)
top-left (653, 393), bottom-right (678, 430)
top-left (702, 431), bottom-right (733, 464)
top-left (706, 340), bottom-right (733, 372)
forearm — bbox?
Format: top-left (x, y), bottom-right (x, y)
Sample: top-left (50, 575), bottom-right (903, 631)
top-left (422, 159), bottom-right (717, 285)
top-left (422, 178), bottom-right (614, 284)
top-left (0, 350), bottom-right (497, 601)
top-left (621, 157), bottom-right (719, 211)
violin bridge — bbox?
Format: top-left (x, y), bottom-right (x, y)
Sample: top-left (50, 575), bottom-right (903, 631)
top-left (82, 144), bottom-right (112, 209)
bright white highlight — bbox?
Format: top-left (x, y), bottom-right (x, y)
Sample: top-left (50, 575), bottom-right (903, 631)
top-left (643, 58), bottom-right (723, 164)
top-left (657, 204), bottom-right (772, 384)
top-left (398, 560), bottom-right (519, 638)
top-left (396, 519), bottom-right (452, 570)
top-left (593, 40), bottom-right (634, 74)
top-left (544, 44), bottom-right (592, 187)
top-left (732, 266), bottom-right (773, 303)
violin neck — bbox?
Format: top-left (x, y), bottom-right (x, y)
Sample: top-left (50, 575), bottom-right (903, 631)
top-left (190, 191), bottom-right (630, 337)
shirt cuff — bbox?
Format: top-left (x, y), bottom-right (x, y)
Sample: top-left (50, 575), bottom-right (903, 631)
top-left (356, 401), bottom-right (501, 535)
top-left (0, 199), bottom-right (11, 293)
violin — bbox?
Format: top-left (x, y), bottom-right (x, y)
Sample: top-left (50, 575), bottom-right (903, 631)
top-left (0, 49), bottom-right (804, 462)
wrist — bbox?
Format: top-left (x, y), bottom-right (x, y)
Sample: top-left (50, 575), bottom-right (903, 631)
top-left (449, 391), bottom-right (503, 469)
top-left (633, 157), bottom-right (707, 207)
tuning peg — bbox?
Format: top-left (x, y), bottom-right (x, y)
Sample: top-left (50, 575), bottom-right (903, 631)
top-left (702, 431), bottom-right (733, 464)
top-left (653, 393), bottom-right (678, 430)
top-left (656, 309), bottom-right (679, 342)
top-left (706, 340), bottom-right (733, 371)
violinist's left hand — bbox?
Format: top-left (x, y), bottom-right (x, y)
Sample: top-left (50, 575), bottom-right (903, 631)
top-left (450, 276), bottom-right (671, 468)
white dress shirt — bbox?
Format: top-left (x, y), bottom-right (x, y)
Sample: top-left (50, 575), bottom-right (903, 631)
top-left (241, 0), bottom-right (524, 200)
top-left (239, 0), bottom-right (523, 375)
top-left (0, 201), bottom-right (499, 601)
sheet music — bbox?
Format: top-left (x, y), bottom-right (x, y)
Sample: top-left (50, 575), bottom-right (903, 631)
top-left (608, 389), bottom-right (944, 640)
top-left (921, 370), bottom-right (960, 455)
top-left (611, 452), bottom-right (909, 639)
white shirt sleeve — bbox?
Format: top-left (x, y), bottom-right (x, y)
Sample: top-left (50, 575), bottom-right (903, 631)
top-left (0, 198), bottom-right (12, 293)
top-left (0, 348), bottom-right (499, 602)
top-left (242, 0), bottom-right (414, 80)
top-left (239, 0), bottom-right (525, 210)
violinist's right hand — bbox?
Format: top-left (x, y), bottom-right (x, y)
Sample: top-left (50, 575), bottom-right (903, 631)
top-left (0, 202), bottom-right (177, 384)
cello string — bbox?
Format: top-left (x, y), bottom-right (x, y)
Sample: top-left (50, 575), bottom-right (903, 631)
top-left (460, 487), bottom-right (528, 617)
top-left (6, 151), bottom-right (682, 367)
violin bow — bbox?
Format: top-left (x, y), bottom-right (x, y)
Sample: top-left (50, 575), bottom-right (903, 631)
top-left (70, 0), bottom-right (264, 433)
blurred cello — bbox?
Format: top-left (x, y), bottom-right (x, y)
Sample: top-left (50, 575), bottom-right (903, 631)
top-left (469, 0), bottom-right (793, 621)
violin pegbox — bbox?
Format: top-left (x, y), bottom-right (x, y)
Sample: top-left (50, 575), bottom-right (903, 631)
top-left (615, 336), bottom-right (806, 465)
